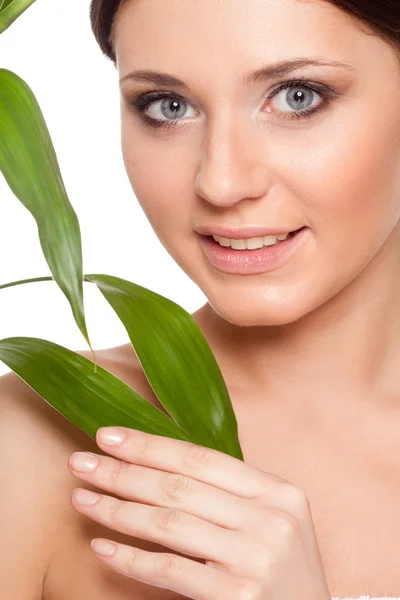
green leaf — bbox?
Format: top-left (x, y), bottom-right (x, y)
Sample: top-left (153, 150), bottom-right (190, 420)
top-left (0, 337), bottom-right (191, 442)
top-left (1, 0), bottom-right (14, 10)
top-left (85, 274), bottom-right (244, 461)
top-left (0, 0), bottom-right (36, 33)
top-left (0, 69), bottom-right (92, 354)
top-left (0, 274), bottom-right (244, 459)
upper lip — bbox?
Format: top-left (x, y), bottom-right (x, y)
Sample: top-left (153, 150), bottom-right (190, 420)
top-left (196, 225), bottom-right (304, 239)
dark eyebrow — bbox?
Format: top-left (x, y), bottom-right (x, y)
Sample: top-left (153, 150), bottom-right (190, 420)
top-left (119, 58), bottom-right (356, 88)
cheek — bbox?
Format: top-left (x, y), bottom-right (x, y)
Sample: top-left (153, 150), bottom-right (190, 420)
top-left (256, 111), bottom-right (400, 325)
top-left (119, 105), bottom-right (400, 327)
top-left (295, 109), bottom-right (400, 276)
top-left (199, 123), bottom-right (400, 327)
top-left (121, 128), bottom-right (192, 246)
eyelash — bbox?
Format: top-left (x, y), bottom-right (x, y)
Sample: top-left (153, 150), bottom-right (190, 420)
top-left (130, 76), bottom-right (337, 130)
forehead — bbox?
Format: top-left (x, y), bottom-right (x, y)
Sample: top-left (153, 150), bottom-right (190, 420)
top-left (113, 0), bottom-right (389, 83)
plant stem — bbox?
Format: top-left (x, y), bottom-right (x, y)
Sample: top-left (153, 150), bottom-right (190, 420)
top-left (0, 275), bottom-right (54, 290)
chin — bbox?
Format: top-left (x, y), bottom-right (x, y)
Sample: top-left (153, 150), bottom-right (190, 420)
top-left (205, 292), bottom-right (313, 328)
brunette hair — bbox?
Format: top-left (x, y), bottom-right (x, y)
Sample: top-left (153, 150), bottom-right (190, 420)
top-left (89, 0), bottom-right (400, 64)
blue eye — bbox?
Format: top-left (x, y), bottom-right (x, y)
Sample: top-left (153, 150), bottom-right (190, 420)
top-left (130, 93), bottom-right (195, 130)
top-left (147, 97), bottom-right (195, 123)
top-left (130, 76), bottom-right (337, 130)
top-left (270, 81), bottom-right (321, 117)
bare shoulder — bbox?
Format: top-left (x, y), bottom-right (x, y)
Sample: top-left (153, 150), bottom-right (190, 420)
top-left (0, 343), bottom-right (182, 600)
top-left (0, 341), bottom-right (166, 444)
top-left (0, 341), bottom-right (167, 489)
top-left (0, 347), bottom-right (131, 600)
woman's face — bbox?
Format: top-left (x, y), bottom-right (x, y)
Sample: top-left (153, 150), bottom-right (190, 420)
top-left (114, 0), bottom-right (400, 327)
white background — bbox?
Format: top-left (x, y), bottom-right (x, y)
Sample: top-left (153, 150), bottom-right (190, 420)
top-left (0, 0), bottom-right (206, 376)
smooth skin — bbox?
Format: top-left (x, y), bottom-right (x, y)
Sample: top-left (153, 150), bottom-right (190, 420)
top-left (114, 0), bottom-right (400, 409)
top-left (68, 426), bottom-right (331, 599)
top-left (4, 0), bottom-right (400, 597)
top-left (65, 0), bottom-right (400, 596)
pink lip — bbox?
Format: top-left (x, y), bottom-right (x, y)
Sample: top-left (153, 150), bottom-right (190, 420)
top-left (196, 225), bottom-right (302, 239)
top-left (198, 227), bottom-right (309, 274)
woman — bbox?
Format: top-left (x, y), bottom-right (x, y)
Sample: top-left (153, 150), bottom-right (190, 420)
top-left (2, 0), bottom-right (400, 598)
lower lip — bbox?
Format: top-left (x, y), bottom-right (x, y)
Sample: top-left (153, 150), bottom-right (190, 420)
top-left (198, 227), bottom-right (309, 274)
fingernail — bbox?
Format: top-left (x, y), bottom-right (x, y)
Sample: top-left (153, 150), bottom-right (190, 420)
top-left (69, 452), bottom-right (99, 473)
top-left (97, 427), bottom-right (126, 445)
top-left (91, 538), bottom-right (116, 556)
top-left (73, 488), bottom-right (100, 506)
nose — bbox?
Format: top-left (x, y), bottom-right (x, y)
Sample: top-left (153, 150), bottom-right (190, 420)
top-left (194, 118), bottom-right (272, 208)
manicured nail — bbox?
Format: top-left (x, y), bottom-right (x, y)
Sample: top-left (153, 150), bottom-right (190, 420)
top-left (73, 488), bottom-right (100, 506)
top-left (97, 427), bottom-right (126, 445)
top-left (91, 538), bottom-right (116, 556)
top-left (69, 452), bottom-right (99, 473)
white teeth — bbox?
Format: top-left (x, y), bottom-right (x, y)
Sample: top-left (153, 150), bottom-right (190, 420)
top-left (246, 237), bottom-right (264, 250)
top-left (263, 235), bottom-right (279, 246)
top-left (230, 239), bottom-right (247, 250)
top-left (212, 232), bottom-right (291, 249)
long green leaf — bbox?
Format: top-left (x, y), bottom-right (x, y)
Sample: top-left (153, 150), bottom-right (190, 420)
top-left (0, 0), bottom-right (36, 33)
top-left (85, 274), bottom-right (244, 461)
top-left (0, 337), bottom-right (191, 442)
top-left (0, 69), bottom-right (92, 356)
top-left (0, 274), bottom-right (244, 459)
top-left (1, 0), bottom-right (14, 10)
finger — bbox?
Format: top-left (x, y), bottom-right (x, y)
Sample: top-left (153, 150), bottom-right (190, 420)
top-left (90, 537), bottom-right (240, 600)
top-left (68, 452), bottom-right (247, 530)
top-left (71, 488), bottom-right (238, 565)
top-left (95, 426), bottom-right (284, 498)
top-left (94, 428), bottom-right (314, 544)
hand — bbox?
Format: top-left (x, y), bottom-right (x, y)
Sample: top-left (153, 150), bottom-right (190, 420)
top-left (68, 426), bottom-right (331, 600)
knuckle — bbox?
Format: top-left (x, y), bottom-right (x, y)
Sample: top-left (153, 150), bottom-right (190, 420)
top-left (253, 546), bottom-right (275, 576)
top-left (131, 431), bottom-right (150, 456)
top-left (275, 511), bottom-right (299, 541)
top-left (108, 459), bottom-right (124, 491)
top-left (154, 552), bottom-right (182, 581)
top-left (184, 443), bottom-right (210, 469)
top-left (282, 483), bottom-right (310, 512)
top-left (234, 579), bottom-right (264, 600)
top-left (156, 507), bottom-right (181, 530)
top-left (163, 473), bottom-right (191, 500)
top-left (127, 549), bottom-right (138, 573)
top-left (108, 500), bottom-right (122, 523)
